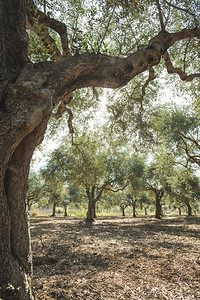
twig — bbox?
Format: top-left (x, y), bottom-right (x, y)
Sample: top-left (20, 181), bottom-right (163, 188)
top-left (155, 0), bottom-right (166, 31)
top-left (98, 0), bottom-right (118, 52)
top-left (92, 87), bottom-right (100, 102)
top-left (131, 66), bottom-right (156, 109)
top-left (163, 0), bottom-right (199, 27)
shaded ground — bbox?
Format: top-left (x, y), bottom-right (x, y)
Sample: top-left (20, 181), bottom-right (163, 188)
top-left (30, 216), bottom-right (200, 299)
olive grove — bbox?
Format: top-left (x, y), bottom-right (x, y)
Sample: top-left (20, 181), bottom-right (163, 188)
top-left (0, 0), bottom-right (199, 299)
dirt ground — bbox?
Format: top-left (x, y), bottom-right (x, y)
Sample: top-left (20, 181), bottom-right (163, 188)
top-left (30, 216), bottom-right (200, 300)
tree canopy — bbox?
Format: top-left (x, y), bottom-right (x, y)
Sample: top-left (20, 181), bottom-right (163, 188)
top-left (0, 0), bottom-right (200, 299)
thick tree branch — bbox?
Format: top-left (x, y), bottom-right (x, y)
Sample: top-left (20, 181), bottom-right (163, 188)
top-left (163, 51), bottom-right (200, 81)
top-left (26, 17), bottom-right (62, 61)
top-left (26, 0), bottom-right (69, 60)
top-left (104, 183), bottom-right (128, 193)
top-left (50, 28), bottom-right (200, 97)
top-left (17, 27), bottom-right (200, 111)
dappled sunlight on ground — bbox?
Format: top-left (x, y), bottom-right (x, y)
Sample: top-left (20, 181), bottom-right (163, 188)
top-left (30, 216), bottom-right (200, 299)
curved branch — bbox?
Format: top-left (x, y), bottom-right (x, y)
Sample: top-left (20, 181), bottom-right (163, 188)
top-left (104, 183), bottom-right (128, 193)
top-left (131, 66), bottom-right (156, 109)
top-left (163, 51), bottom-right (200, 81)
top-left (27, 20), bottom-right (62, 62)
top-left (26, 0), bottom-right (69, 60)
top-left (19, 28), bottom-right (200, 110)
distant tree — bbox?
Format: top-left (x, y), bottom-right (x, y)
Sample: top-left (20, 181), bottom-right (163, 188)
top-left (66, 132), bottom-right (128, 223)
top-left (62, 185), bottom-right (81, 217)
top-left (126, 156), bottom-right (145, 217)
top-left (27, 172), bottom-right (43, 210)
top-left (153, 105), bottom-right (200, 168)
top-left (112, 191), bottom-right (131, 216)
top-left (120, 198), bottom-right (130, 216)
top-left (144, 163), bottom-right (169, 219)
top-left (40, 147), bottom-right (69, 216)
top-left (168, 167), bottom-right (200, 216)
top-left (137, 193), bottom-right (152, 216)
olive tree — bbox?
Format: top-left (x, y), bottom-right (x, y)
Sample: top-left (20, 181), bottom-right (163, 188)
top-left (65, 131), bottom-right (128, 223)
top-left (0, 0), bottom-right (199, 298)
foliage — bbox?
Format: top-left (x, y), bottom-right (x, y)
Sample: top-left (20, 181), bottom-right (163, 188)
top-left (152, 104), bottom-right (200, 168)
top-left (28, 0), bottom-right (200, 218)
top-left (167, 166), bottom-right (200, 215)
top-left (27, 171), bottom-right (43, 208)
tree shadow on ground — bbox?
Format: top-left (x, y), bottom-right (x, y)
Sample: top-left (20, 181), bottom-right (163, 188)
top-left (30, 216), bottom-right (200, 300)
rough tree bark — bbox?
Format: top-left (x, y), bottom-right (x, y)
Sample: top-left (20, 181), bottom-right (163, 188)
top-left (86, 185), bottom-right (103, 223)
top-left (0, 0), bottom-right (200, 299)
top-left (0, 1), bottom-right (50, 299)
top-left (86, 199), bottom-right (96, 223)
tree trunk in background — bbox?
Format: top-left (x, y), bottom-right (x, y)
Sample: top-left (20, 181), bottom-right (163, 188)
top-left (51, 202), bottom-right (56, 217)
top-left (187, 203), bottom-right (192, 216)
top-left (86, 199), bottom-right (96, 223)
top-left (144, 207), bottom-right (148, 216)
top-left (178, 207), bottom-right (182, 216)
top-left (155, 198), bottom-right (162, 219)
top-left (121, 207), bottom-right (125, 216)
top-left (132, 200), bottom-right (137, 218)
top-left (86, 186), bottom-right (100, 223)
top-left (155, 190), bottom-right (164, 219)
top-left (64, 204), bottom-right (68, 217)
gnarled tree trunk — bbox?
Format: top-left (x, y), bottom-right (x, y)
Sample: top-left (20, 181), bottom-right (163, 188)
top-left (86, 186), bottom-right (104, 223)
top-left (86, 198), bottom-right (96, 223)
top-left (155, 190), bottom-right (164, 219)
top-left (1, 1), bottom-right (199, 298)
top-left (0, 122), bottom-right (49, 300)
top-left (0, 2), bottom-right (51, 298)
